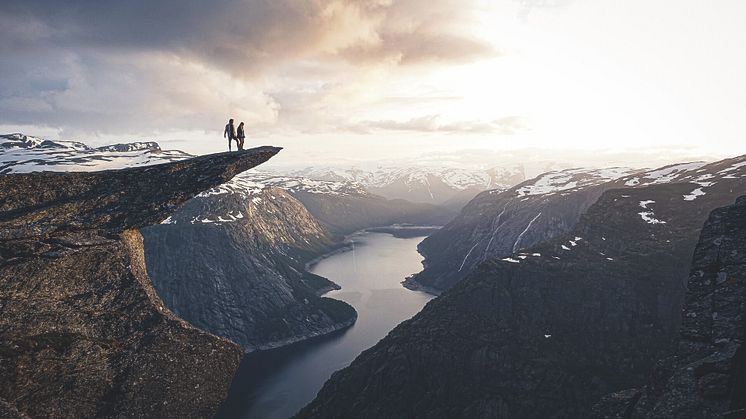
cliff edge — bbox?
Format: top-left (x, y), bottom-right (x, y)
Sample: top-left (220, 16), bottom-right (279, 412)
top-left (0, 147), bottom-right (280, 418)
top-left (594, 196), bottom-right (746, 418)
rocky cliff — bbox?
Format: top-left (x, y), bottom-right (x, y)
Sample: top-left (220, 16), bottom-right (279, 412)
top-left (0, 148), bottom-right (279, 418)
top-left (410, 160), bottom-right (742, 294)
top-left (142, 184), bottom-right (357, 352)
top-left (296, 156), bottom-right (746, 419)
top-left (594, 196), bottom-right (746, 418)
top-left (293, 190), bottom-right (453, 235)
top-left (407, 167), bottom-right (636, 293)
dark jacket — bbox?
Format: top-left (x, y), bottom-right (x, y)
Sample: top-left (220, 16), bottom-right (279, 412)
top-left (237, 125), bottom-right (245, 139)
top-left (224, 122), bottom-right (236, 139)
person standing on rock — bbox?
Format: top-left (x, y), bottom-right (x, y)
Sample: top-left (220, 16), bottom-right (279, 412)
top-left (236, 122), bottom-right (246, 151)
top-left (223, 118), bottom-right (237, 151)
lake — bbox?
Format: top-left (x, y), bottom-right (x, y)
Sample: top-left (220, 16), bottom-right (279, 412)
top-left (217, 231), bottom-right (434, 419)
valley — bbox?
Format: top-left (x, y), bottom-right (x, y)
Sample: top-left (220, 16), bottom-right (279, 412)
top-left (2, 133), bottom-right (744, 419)
top-left (218, 231), bottom-right (433, 419)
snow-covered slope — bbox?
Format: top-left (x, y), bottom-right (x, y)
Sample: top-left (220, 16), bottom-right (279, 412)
top-left (288, 165), bottom-right (525, 206)
top-left (0, 133), bottom-right (190, 173)
top-left (409, 156), bottom-right (746, 293)
top-left (514, 167), bottom-right (635, 197)
top-left (200, 171), bottom-right (368, 201)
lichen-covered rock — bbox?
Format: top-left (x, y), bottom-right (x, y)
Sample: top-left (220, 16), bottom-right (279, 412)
top-left (0, 147), bottom-right (280, 418)
top-left (594, 196), bottom-right (746, 418)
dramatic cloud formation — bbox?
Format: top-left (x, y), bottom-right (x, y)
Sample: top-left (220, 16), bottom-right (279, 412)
top-left (2, 0), bottom-right (745, 165)
top-left (0, 0), bottom-right (495, 139)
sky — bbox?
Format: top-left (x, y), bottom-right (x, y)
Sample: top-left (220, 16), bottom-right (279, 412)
top-left (1, 0), bottom-right (745, 169)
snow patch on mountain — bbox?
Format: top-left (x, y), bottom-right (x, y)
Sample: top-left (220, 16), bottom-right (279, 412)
top-left (515, 167), bottom-right (634, 197)
top-left (683, 188), bottom-right (706, 201)
top-left (639, 211), bottom-right (666, 224)
top-left (290, 165), bottom-right (525, 193)
top-left (0, 133), bottom-right (190, 173)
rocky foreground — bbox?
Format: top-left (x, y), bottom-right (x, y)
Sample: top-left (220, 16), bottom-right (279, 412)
top-left (0, 148), bottom-right (279, 418)
top-left (594, 196), bottom-right (746, 418)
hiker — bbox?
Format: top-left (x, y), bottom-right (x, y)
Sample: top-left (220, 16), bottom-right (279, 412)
top-left (237, 122), bottom-right (246, 151)
top-left (223, 118), bottom-right (237, 151)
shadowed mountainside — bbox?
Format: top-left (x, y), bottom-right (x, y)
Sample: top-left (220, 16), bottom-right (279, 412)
top-left (142, 186), bottom-right (357, 352)
top-left (0, 147), bottom-right (279, 418)
top-left (296, 157), bottom-right (746, 419)
top-left (594, 196), bottom-right (746, 418)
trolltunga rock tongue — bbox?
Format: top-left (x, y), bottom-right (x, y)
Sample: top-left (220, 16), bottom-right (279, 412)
top-left (0, 146), bottom-right (282, 241)
top-left (0, 147), bottom-right (280, 418)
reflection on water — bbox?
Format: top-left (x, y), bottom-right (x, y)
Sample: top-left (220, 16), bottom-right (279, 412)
top-left (217, 232), bottom-right (434, 419)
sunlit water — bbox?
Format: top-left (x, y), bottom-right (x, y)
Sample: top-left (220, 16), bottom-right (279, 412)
top-left (217, 232), bottom-right (434, 419)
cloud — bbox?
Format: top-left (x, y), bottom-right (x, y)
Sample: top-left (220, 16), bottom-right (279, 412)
top-left (0, 0), bottom-right (493, 75)
top-left (348, 115), bottom-right (525, 134)
top-left (513, 0), bottom-right (574, 19)
top-left (0, 0), bottom-right (496, 137)
top-left (0, 50), bottom-right (279, 137)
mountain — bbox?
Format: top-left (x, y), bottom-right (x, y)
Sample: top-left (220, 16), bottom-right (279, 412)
top-left (406, 166), bottom-right (637, 293)
top-left (288, 165), bottom-right (525, 207)
top-left (295, 155), bottom-right (746, 419)
top-left (0, 133), bottom-right (190, 173)
top-left (0, 148), bottom-right (279, 418)
top-left (407, 161), bottom-right (737, 294)
top-left (594, 196), bottom-right (746, 418)
top-left (141, 178), bottom-right (357, 351)
top-left (246, 170), bottom-right (455, 235)
top-left (1, 133), bottom-right (443, 352)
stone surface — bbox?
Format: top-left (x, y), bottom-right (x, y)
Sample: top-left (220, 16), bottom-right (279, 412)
top-left (0, 147), bottom-right (279, 418)
top-left (142, 186), bottom-right (357, 352)
top-left (594, 196), bottom-right (746, 418)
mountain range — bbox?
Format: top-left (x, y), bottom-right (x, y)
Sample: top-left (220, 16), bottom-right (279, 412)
top-left (297, 155), bottom-right (746, 418)
top-left (0, 133), bottom-right (456, 354)
top-left (3, 132), bottom-right (744, 418)
top-left (286, 164), bottom-right (525, 208)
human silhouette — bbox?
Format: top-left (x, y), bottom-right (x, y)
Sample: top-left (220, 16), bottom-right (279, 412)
top-left (223, 118), bottom-right (237, 151)
top-left (237, 122), bottom-right (246, 151)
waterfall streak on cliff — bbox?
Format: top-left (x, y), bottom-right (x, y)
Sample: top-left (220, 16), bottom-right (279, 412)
top-left (512, 212), bottom-right (542, 253)
top-left (458, 242), bottom-right (480, 272)
top-left (483, 202), bottom-right (510, 256)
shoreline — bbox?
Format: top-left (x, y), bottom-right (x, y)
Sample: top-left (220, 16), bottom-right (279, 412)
top-left (401, 276), bottom-right (443, 296)
top-left (246, 315), bottom-right (358, 354)
top-left (250, 224), bottom-right (439, 354)
top-left (306, 224), bottom-right (442, 271)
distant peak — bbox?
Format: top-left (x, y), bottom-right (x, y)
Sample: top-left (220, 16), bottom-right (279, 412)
top-left (94, 142), bottom-right (162, 152)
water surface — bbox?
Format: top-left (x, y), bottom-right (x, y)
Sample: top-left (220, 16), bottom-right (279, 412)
top-left (218, 231), bottom-right (434, 419)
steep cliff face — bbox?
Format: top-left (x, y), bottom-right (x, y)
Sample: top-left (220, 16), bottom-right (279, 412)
top-left (408, 167), bottom-right (636, 293)
top-left (410, 159), bottom-right (740, 294)
top-left (0, 148), bottom-right (279, 418)
top-left (296, 157), bottom-right (746, 419)
top-left (293, 190), bottom-right (453, 235)
top-left (142, 184), bottom-right (357, 352)
top-left (228, 170), bottom-right (454, 235)
top-left (594, 197), bottom-right (746, 418)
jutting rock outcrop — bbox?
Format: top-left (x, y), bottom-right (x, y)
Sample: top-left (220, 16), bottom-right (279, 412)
top-left (0, 147), bottom-right (280, 418)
